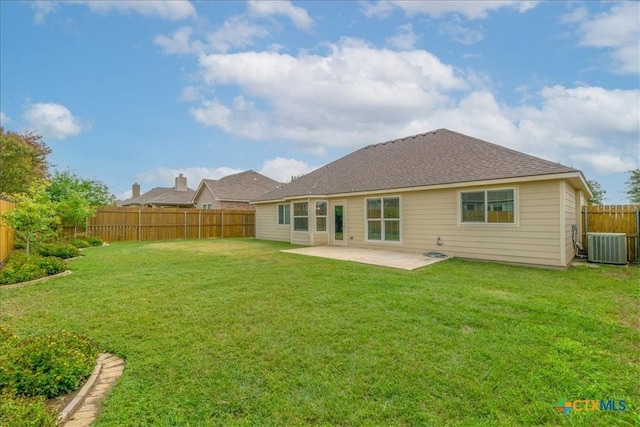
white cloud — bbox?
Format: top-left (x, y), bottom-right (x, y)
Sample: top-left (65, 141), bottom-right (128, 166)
top-left (136, 166), bottom-right (243, 188)
top-left (248, 0), bottom-right (313, 30)
top-left (439, 17), bottom-right (485, 45)
top-left (155, 18), bottom-right (268, 55)
top-left (570, 153), bottom-right (637, 175)
top-left (31, 0), bottom-right (57, 24)
top-left (567, 2), bottom-right (640, 74)
top-left (22, 102), bottom-right (87, 140)
top-left (259, 157), bottom-right (317, 182)
top-left (81, 0), bottom-right (196, 21)
top-left (31, 0), bottom-right (196, 22)
top-left (385, 24), bottom-right (418, 50)
top-left (205, 16), bottom-right (269, 53)
top-left (362, 0), bottom-right (538, 20)
top-left (0, 111), bottom-right (10, 125)
top-left (154, 27), bottom-right (203, 55)
top-left (193, 38), bottom-right (467, 148)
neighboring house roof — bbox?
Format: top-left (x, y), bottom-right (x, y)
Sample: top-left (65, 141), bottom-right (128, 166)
top-left (121, 187), bottom-right (196, 207)
top-left (254, 128), bottom-right (586, 202)
top-left (195, 170), bottom-right (281, 202)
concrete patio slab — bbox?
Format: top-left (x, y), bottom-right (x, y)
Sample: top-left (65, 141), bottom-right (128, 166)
top-left (281, 246), bottom-right (450, 270)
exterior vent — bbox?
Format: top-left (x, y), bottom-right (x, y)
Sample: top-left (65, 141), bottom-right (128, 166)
top-left (587, 233), bottom-right (627, 265)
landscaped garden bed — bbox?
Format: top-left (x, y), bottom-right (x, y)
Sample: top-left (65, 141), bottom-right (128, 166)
top-left (0, 326), bottom-right (101, 426)
top-left (0, 238), bottom-right (637, 425)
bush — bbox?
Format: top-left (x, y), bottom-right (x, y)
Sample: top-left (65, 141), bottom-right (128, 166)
top-left (34, 242), bottom-right (80, 259)
top-left (71, 239), bottom-right (90, 249)
top-left (0, 252), bottom-right (67, 286)
top-left (0, 392), bottom-right (58, 427)
top-left (0, 330), bottom-right (100, 399)
top-left (86, 236), bottom-right (104, 246)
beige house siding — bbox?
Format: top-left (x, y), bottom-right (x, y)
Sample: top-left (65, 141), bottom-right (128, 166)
top-left (255, 204), bottom-right (290, 242)
top-left (194, 188), bottom-right (221, 209)
top-left (195, 188), bottom-right (254, 210)
top-left (334, 182), bottom-right (560, 267)
top-left (256, 179), bottom-right (579, 268)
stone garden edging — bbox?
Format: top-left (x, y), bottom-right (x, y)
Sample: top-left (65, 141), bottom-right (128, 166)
top-left (0, 270), bottom-right (73, 290)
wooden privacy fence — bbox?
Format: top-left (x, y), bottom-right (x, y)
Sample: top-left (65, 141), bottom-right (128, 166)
top-left (0, 199), bottom-right (15, 263)
top-left (62, 207), bottom-right (255, 242)
top-left (582, 204), bottom-right (640, 262)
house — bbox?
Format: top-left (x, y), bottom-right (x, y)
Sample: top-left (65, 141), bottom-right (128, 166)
top-left (120, 174), bottom-right (196, 208)
top-left (192, 170), bottom-right (281, 211)
top-left (252, 129), bottom-right (591, 269)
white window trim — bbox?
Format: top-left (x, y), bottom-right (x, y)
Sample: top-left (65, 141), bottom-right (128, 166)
top-left (458, 187), bottom-right (518, 226)
top-left (277, 203), bottom-right (291, 226)
top-left (293, 201), bottom-right (309, 232)
top-left (364, 195), bottom-right (402, 244)
top-left (315, 200), bottom-right (328, 233)
top-left (202, 203), bottom-right (213, 210)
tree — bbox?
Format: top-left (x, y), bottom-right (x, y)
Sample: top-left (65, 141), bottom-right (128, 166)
top-left (0, 128), bottom-right (52, 195)
top-left (1, 181), bottom-right (59, 255)
top-left (46, 170), bottom-right (114, 207)
top-left (624, 169), bottom-right (640, 203)
top-left (587, 180), bottom-right (606, 205)
top-left (46, 170), bottom-right (115, 237)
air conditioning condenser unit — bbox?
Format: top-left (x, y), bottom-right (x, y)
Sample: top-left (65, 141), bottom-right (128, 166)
top-left (587, 233), bottom-right (627, 265)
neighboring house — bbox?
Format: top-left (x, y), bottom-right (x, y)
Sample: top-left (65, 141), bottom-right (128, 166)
top-left (120, 174), bottom-right (195, 208)
top-left (193, 170), bottom-right (281, 211)
top-left (252, 129), bottom-right (592, 269)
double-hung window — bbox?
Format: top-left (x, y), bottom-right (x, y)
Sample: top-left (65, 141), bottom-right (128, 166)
top-left (461, 189), bottom-right (515, 224)
top-left (202, 203), bottom-right (213, 210)
top-left (316, 201), bottom-right (327, 232)
top-left (277, 204), bottom-right (290, 225)
top-left (366, 197), bottom-right (400, 241)
top-left (293, 202), bottom-right (308, 231)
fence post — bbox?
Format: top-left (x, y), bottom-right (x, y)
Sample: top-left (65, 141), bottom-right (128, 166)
top-left (138, 209), bottom-right (141, 241)
top-left (184, 210), bottom-right (187, 240)
top-left (637, 209), bottom-right (640, 262)
top-left (198, 210), bottom-right (201, 240)
top-left (221, 211), bottom-right (224, 239)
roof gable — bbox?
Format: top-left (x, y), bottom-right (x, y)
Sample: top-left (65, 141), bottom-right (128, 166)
top-left (255, 129), bottom-right (583, 202)
top-left (122, 186), bottom-right (195, 206)
top-left (197, 170), bottom-right (281, 202)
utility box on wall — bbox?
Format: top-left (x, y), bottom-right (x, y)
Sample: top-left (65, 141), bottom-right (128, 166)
top-left (587, 233), bottom-right (627, 265)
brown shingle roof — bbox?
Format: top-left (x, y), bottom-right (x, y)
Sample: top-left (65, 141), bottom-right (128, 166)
top-left (254, 128), bottom-right (581, 202)
top-left (121, 187), bottom-right (196, 207)
top-left (201, 170), bottom-right (281, 201)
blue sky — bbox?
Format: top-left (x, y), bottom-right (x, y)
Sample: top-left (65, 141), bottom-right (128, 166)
top-left (1, 1), bottom-right (638, 203)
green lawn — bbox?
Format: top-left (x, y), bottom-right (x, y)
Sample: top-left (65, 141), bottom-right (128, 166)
top-left (1, 238), bottom-right (638, 426)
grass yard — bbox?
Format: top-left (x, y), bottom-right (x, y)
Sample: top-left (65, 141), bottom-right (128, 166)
top-left (0, 238), bottom-right (638, 426)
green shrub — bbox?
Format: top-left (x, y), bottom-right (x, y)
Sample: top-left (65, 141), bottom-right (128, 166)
top-left (35, 257), bottom-right (67, 276)
top-left (71, 239), bottom-right (90, 249)
top-left (0, 252), bottom-right (67, 286)
top-left (0, 392), bottom-right (58, 427)
top-left (86, 236), bottom-right (104, 246)
top-left (34, 243), bottom-right (80, 259)
top-left (0, 330), bottom-right (100, 399)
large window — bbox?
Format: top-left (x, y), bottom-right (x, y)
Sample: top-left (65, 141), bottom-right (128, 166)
top-left (461, 189), bottom-right (515, 223)
top-left (293, 202), bottom-right (308, 231)
top-left (316, 201), bottom-right (327, 232)
top-left (277, 204), bottom-right (290, 225)
top-left (366, 197), bottom-right (400, 241)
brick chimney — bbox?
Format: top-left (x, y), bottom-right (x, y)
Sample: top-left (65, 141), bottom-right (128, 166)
top-left (132, 183), bottom-right (140, 198)
top-left (175, 173), bottom-right (187, 191)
